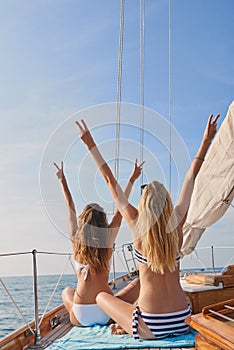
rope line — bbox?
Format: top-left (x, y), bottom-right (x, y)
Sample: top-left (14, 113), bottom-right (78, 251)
top-left (0, 251), bottom-right (31, 257)
top-left (195, 246), bottom-right (234, 250)
top-left (36, 251), bottom-right (72, 256)
top-left (140, 0), bottom-right (145, 186)
top-left (168, 0), bottom-right (172, 193)
top-left (0, 251), bottom-right (72, 257)
top-left (192, 250), bottom-right (208, 270)
top-left (39, 256), bottom-right (71, 326)
top-left (221, 255), bottom-right (234, 273)
top-left (114, 0), bottom-right (125, 182)
top-left (116, 250), bottom-right (132, 273)
top-left (0, 277), bottom-right (35, 335)
top-left (69, 255), bottom-right (77, 275)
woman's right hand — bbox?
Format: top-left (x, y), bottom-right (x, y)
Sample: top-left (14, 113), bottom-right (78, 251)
top-left (130, 159), bottom-right (145, 182)
top-left (75, 119), bottom-right (95, 150)
top-left (53, 161), bottom-right (64, 181)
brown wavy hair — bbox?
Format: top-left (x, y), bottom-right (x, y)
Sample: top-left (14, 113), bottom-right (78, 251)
top-left (137, 181), bottom-right (179, 274)
top-left (72, 203), bottom-right (112, 274)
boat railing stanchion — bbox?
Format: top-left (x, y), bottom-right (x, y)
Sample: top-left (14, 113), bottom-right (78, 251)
top-left (128, 243), bottom-right (138, 273)
top-left (112, 243), bottom-right (116, 289)
top-left (32, 249), bottom-right (41, 348)
top-left (122, 244), bottom-right (131, 277)
top-left (211, 245), bottom-right (216, 273)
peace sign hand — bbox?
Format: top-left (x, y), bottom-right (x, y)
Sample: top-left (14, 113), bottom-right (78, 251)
top-left (53, 161), bottom-right (64, 181)
top-left (130, 159), bottom-right (145, 182)
top-left (75, 119), bottom-right (95, 150)
top-left (203, 114), bottom-right (220, 143)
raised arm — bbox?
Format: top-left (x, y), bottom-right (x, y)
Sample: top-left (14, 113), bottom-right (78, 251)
top-left (54, 161), bottom-right (78, 238)
top-left (108, 159), bottom-right (144, 242)
top-left (75, 120), bottom-right (140, 226)
top-left (175, 113), bottom-right (220, 227)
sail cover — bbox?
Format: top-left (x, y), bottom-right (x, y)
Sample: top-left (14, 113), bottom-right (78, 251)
top-left (181, 101), bottom-right (234, 257)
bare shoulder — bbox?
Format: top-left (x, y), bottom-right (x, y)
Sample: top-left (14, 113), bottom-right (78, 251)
top-left (133, 237), bottom-right (142, 252)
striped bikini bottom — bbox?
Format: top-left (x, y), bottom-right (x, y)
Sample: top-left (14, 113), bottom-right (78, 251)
top-left (132, 305), bottom-right (191, 340)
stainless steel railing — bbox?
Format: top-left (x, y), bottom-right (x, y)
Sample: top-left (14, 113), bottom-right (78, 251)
top-left (0, 250), bottom-right (73, 347)
top-left (0, 244), bottom-right (233, 346)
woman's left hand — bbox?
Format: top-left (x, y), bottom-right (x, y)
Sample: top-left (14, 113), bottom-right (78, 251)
top-left (54, 161), bottom-right (64, 181)
top-left (203, 114), bottom-right (220, 143)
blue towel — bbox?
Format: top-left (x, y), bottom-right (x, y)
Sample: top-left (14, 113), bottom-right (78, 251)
top-left (48, 325), bottom-right (196, 349)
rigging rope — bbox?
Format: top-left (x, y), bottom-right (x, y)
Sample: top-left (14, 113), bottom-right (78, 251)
top-left (39, 256), bottom-right (71, 326)
top-left (0, 251), bottom-right (31, 257)
top-left (140, 0), bottom-right (145, 186)
top-left (168, 0), bottom-right (172, 193)
top-left (0, 277), bottom-right (35, 335)
top-left (114, 0), bottom-right (125, 182)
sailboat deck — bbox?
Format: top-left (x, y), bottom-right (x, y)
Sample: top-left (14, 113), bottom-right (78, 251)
top-left (31, 319), bottom-right (195, 350)
top-left (35, 321), bottom-right (195, 350)
top-left (38, 318), bottom-right (195, 350)
top-left (1, 252), bottom-right (234, 350)
top-left (29, 274), bottom-right (196, 349)
top-left (3, 271), bottom-right (234, 350)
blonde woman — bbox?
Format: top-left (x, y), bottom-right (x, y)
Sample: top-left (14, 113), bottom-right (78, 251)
top-left (54, 159), bottom-right (143, 327)
top-left (76, 113), bottom-right (220, 339)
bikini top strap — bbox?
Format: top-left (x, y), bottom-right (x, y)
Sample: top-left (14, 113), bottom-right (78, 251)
top-left (74, 261), bottom-right (89, 281)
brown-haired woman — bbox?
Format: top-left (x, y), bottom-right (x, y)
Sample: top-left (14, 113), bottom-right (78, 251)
top-left (54, 159), bottom-right (143, 327)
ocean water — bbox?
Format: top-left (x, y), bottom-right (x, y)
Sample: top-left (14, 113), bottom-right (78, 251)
top-left (0, 272), bottom-right (126, 340)
top-left (0, 274), bottom-right (77, 339)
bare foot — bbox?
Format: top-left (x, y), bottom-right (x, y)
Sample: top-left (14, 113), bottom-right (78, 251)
top-left (110, 323), bottom-right (127, 335)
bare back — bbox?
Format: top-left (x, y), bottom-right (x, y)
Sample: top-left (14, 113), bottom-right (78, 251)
top-left (136, 262), bottom-right (187, 313)
top-left (74, 268), bottom-right (113, 304)
top-left (133, 225), bottom-right (187, 314)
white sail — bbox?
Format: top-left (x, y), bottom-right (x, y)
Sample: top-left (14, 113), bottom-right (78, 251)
top-left (181, 101), bottom-right (234, 257)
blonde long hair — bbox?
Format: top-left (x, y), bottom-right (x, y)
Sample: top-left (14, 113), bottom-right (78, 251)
top-left (72, 203), bottom-right (112, 274)
top-left (137, 181), bottom-right (179, 274)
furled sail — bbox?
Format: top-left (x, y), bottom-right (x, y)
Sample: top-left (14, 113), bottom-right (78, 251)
top-left (181, 101), bottom-right (234, 257)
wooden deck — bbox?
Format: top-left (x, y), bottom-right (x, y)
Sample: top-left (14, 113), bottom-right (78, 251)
top-left (0, 302), bottom-right (195, 349)
top-left (7, 271), bottom-right (234, 349)
top-left (1, 257), bottom-right (234, 349)
top-left (0, 305), bottom-right (72, 350)
top-left (27, 317), bottom-right (195, 350)
top-left (186, 299), bottom-right (234, 350)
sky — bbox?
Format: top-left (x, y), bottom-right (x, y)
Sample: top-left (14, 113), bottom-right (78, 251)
top-left (0, 0), bottom-right (233, 277)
